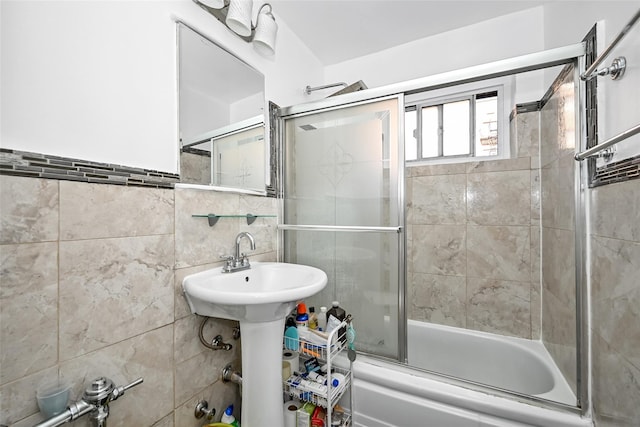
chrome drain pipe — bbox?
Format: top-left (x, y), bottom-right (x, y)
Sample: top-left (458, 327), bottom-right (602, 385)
top-left (221, 363), bottom-right (243, 396)
top-left (222, 364), bottom-right (243, 386)
top-left (33, 400), bottom-right (95, 427)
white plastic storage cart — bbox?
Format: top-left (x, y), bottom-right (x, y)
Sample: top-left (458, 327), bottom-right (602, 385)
top-left (283, 314), bottom-right (354, 426)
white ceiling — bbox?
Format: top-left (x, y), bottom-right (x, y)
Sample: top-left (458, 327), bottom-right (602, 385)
top-left (269, 0), bottom-right (551, 65)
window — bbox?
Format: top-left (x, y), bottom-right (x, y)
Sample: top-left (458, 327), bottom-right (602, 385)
top-left (405, 89), bottom-right (500, 162)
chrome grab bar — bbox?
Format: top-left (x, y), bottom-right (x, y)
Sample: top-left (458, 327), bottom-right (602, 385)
top-left (580, 9), bottom-right (640, 81)
top-left (575, 123), bottom-right (640, 161)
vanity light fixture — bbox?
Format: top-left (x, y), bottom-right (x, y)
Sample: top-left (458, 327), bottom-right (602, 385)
top-left (226, 0), bottom-right (253, 37)
top-left (198, 0), bottom-right (225, 8)
top-left (193, 0), bottom-right (278, 56)
top-left (252, 4), bottom-right (277, 56)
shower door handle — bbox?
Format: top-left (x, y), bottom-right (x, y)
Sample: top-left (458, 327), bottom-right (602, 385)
top-left (277, 224), bottom-right (402, 233)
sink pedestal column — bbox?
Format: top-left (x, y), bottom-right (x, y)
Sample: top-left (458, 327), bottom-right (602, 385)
top-left (240, 317), bottom-right (287, 426)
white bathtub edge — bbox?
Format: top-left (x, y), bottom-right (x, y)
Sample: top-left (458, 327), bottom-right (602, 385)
top-left (406, 320), bottom-right (576, 405)
top-left (353, 357), bottom-right (592, 427)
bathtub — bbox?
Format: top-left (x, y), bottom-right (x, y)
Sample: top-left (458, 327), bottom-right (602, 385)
top-left (351, 321), bottom-right (591, 427)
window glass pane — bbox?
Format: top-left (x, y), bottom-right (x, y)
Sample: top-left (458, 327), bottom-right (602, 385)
top-left (421, 106), bottom-right (439, 158)
top-left (405, 109), bottom-right (417, 161)
top-left (443, 100), bottom-right (470, 156)
top-left (475, 95), bottom-right (498, 156)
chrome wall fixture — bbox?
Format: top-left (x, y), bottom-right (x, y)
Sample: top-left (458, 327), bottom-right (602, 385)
top-left (574, 8), bottom-right (640, 161)
top-left (305, 82), bottom-right (348, 95)
top-left (582, 56), bottom-right (626, 81)
top-left (33, 377), bottom-right (143, 427)
top-left (575, 123), bottom-right (640, 161)
top-left (580, 9), bottom-right (639, 80)
top-left (222, 363), bottom-right (243, 386)
top-left (305, 80), bottom-right (369, 96)
top-left (194, 400), bottom-right (216, 421)
top-left (193, 0), bottom-right (278, 56)
top-left (198, 317), bottom-right (237, 350)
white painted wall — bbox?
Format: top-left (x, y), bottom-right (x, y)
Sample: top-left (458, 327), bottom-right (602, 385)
top-left (0, 0), bottom-right (323, 173)
top-left (322, 2), bottom-right (638, 160)
top-left (180, 87), bottom-right (230, 144)
top-left (323, 7), bottom-right (546, 98)
top-left (230, 92), bottom-right (264, 123)
top-left (543, 2), bottom-right (636, 50)
top-left (2, 1), bottom-right (636, 172)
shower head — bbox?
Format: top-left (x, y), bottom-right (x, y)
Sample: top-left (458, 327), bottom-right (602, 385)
top-left (329, 80), bottom-right (368, 97)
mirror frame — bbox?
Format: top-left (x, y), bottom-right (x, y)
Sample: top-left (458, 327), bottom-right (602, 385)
top-left (177, 21), bottom-right (276, 196)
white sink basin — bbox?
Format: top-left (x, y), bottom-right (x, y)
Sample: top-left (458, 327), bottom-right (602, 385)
top-left (182, 261), bottom-right (328, 426)
top-left (182, 262), bottom-right (328, 322)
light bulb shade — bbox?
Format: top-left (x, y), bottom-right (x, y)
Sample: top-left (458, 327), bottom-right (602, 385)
top-left (226, 0), bottom-right (253, 37)
top-left (199, 0), bottom-right (225, 9)
top-left (253, 11), bottom-right (277, 56)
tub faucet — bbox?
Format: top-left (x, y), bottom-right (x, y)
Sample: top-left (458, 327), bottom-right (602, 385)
top-left (221, 232), bottom-right (256, 273)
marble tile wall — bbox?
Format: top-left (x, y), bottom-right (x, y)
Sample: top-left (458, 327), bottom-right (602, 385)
top-left (406, 110), bottom-right (541, 340)
top-left (590, 179), bottom-right (640, 426)
top-left (0, 175), bottom-right (278, 426)
top-left (539, 66), bottom-right (578, 393)
top-left (179, 152), bottom-right (211, 186)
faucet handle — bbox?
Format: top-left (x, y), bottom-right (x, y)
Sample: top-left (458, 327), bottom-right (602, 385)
top-left (111, 377), bottom-right (143, 402)
top-left (219, 255), bottom-right (235, 271)
top-left (240, 253), bottom-right (251, 267)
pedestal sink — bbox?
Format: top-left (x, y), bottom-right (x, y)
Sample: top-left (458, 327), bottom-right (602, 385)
top-left (182, 262), bottom-right (327, 426)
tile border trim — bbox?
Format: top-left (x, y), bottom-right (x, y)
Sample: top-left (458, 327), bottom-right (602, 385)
top-left (591, 154), bottom-right (640, 188)
top-left (0, 148), bottom-right (179, 188)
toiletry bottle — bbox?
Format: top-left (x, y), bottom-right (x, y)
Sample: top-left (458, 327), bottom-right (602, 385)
top-left (296, 302), bottom-right (309, 330)
top-left (311, 406), bottom-right (326, 427)
top-left (308, 306), bottom-right (318, 330)
top-left (307, 371), bottom-right (339, 387)
top-left (221, 404), bottom-right (240, 427)
top-left (306, 371), bottom-right (326, 384)
top-left (318, 306), bottom-right (327, 331)
top-left (326, 301), bottom-right (346, 345)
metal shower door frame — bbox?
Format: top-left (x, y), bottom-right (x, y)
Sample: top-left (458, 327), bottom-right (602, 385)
top-left (275, 93), bottom-right (408, 363)
top-left (272, 40), bottom-right (589, 413)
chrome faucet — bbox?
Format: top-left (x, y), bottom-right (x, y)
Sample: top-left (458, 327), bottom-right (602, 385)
top-left (221, 232), bottom-right (256, 273)
top-left (236, 231), bottom-right (256, 261)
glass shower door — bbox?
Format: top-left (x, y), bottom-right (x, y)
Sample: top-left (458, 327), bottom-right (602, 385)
top-left (279, 96), bottom-right (404, 360)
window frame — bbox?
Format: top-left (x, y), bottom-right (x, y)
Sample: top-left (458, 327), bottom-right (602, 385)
top-left (405, 78), bottom-right (511, 165)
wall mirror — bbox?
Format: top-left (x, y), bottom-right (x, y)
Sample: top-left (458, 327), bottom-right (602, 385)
top-left (178, 22), bottom-right (267, 194)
